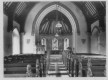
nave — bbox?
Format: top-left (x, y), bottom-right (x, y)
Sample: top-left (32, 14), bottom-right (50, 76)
top-left (3, 1), bottom-right (106, 77)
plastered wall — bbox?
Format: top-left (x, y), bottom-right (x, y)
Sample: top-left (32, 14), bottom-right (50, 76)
top-left (24, 2), bottom-right (88, 53)
top-left (91, 20), bottom-right (106, 55)
top-left (4, 2), bottom-right (106, 55)
top-left (4, 14), bottom-right (12, 56)
top-left (4, 14), bottom-right (21, 56)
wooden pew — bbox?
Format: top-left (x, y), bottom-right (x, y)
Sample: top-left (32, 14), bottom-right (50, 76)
top-left (4, 54), bottom-right (47, 77)
top-left (80, 56), bottom-right (106, 77)
top-left (62, 52), bottom-right (106, 77)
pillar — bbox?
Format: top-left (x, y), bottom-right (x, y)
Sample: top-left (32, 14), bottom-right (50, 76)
top-left (87, 23), bottom-right (92, 53)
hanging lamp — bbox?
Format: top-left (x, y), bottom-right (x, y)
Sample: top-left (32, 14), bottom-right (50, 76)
top-left (55, 3), bottom-right (62, 37)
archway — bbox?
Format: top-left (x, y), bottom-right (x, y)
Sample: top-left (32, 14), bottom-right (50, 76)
top-left (33, 3), bottom-right (78, 52)
top-left (12, 28), bottom-right (20, 55)
top-left (91, 27), bottom-right (100, 54)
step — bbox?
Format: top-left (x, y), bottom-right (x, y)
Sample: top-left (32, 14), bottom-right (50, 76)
top-left (50, 56), bottom-right (62, 58)
top-left (49, 65), bottom-right (66, 69)
top-left (49, 63), bottom-right (65, 66)
top-left (50, 60), bottom-right (63, 62)
top-left (50, 62), bottom-right (63, 65)
top-left (49, 66), bottom-right (66, 69)
top-left (48, 71), bottom-right (68, 75)
top-left (49, 68), bottom-right (67, 71)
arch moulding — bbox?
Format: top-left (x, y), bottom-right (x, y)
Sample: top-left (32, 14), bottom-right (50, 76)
top-left (32, 2), bottom-right (80, 51)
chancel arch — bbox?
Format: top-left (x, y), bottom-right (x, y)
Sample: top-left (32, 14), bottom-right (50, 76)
top-left (33, 3), bottom-right (78, 52)
top-left (12, 28), bottom-right (20, 55)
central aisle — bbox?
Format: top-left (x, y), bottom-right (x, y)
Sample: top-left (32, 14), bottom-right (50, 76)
top-left (47, 54), bottom-right (69, 77)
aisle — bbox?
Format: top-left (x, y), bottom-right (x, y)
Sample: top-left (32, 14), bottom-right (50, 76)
top-left (47, 54), bottom-right (69, 77)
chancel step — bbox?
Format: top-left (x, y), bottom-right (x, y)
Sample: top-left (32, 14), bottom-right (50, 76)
top-left (47, 54), bottom-right (69, 77)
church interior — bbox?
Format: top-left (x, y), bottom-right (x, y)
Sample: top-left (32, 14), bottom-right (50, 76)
top-left (3, 1), bottom-right (106, 77)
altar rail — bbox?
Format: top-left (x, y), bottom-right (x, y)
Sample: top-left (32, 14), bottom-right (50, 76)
top-left (4, 54), bottom-right (47, 77)
top-left (62, 51), bottom-right (106, 77)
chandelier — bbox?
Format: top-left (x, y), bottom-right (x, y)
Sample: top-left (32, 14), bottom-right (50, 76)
top-left (55, 3), bottom-right (62, 37)
top-left (56, 21), bottom-right (62, 28)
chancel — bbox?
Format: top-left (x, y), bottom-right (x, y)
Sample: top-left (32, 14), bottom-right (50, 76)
top-left (3, 1), bottom-right (106, 77)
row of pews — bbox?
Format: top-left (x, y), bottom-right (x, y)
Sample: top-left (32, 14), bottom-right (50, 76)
top-left (62, 51), bottom-right (106, 77)
top-left (4, 54), bottom-right (48, 77)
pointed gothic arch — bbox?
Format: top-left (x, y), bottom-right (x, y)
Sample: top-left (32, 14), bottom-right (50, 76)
top-left (91, 26), bottom-right (100, 54)
top-left (12, 28), bottom-right (20, 55)
top-left (33, 3), bottom-right (78, 52)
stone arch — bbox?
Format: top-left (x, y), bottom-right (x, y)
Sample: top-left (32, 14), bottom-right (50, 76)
top-left (32, 2), bottom-right (80, 35)
top-left (32, 2), bottom-right (79, 51)
top-left (91, 26), bottom-right (100, 34)
top-left (91, 26), bottom-right (100, 54)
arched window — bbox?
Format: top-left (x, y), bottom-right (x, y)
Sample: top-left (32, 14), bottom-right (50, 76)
top-left (52, 38), bottom-right (58, 50)
top-left (91, 27), bottom-right (100, 54)
top-left (64, 38), bottom-right (69, 50)
top-left (12, 28), bottom-right (20, 55)
top-left (41, 38), bottom-right (46, 50)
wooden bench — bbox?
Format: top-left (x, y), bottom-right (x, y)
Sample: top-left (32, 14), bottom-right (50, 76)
top-left (62, 52), bottom-right (106, 77)
top-left (4, 54), bottom-right (47, 77)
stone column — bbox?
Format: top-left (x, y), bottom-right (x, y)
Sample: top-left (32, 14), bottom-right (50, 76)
top-left (87, 32), bottom-right (91, 53)
top-left (87, 22), bottom-right (92, 53)
top-left (20, 33), bottom-right (24, 54)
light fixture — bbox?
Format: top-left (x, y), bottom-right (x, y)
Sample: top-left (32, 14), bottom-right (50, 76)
top-left (55, 3), bottom-right (62, 37)
top-left (56, 21), bottom-right (62, 28)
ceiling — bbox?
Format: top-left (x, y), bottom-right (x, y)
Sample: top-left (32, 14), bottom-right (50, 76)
top-left (3, 1), bottom-right (106, 33)
top-left (39, 10), bottom-right (72, 35)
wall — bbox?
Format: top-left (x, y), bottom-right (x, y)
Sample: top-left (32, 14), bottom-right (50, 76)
top-left (22, 2), bottom-right (50, 54)
top-left (99, 32), bottom-right (106, 55)
top-left (59, 2), bottom-right (88, 53)
top-left (22, 34), bottom-right (34, 54)
top-left (91, 20), bottom-right (106, 55)
top-left (24, 2), bottom-right (88, 54)
top-left (12, 21), bottom-right (20, 55)
top-left (40, 35), bottom-right (72, 51)
top-left (4, 14), bottom-right (12, 56)
top-left (4, 2), bottom-right (106, 55)
top-left (4, 14), bottom-right (21, 56)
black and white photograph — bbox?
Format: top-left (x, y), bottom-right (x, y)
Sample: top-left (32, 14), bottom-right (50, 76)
top-left (3, 1), bottom-right (106, 78)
